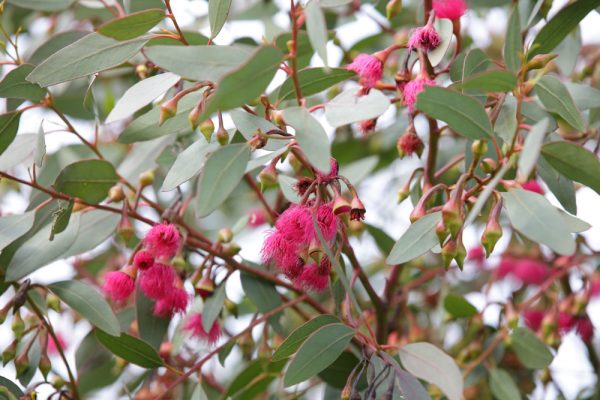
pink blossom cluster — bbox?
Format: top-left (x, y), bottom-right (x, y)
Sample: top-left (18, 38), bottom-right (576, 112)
top-left (183, 313), bottom-right (221, 345)
top-left (261, 203), bottom-right (339, 292)
top-left (433, 0), bottom-right (467, 21)
top-left (524, 309), bottom-right (594, 343)
top-left (403, 78), bottom-right (436, 112)
top-left (346, 54), bottom-right (383, 90)
top-left (496, 256), bottom-right (551, 285)
top-left (408, 26), bottom-right (441, 51)
top-left (103, 223), bottom-right (189, 317)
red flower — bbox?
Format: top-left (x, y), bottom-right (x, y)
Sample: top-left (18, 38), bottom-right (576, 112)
top-left (403, 78), bottom-right (436, 112)
top-left (523, 309), bottom-right (545, 332)
top-left (397, 129), bottom-right (424, 158)
top-left (103, 270), bottom-right (135, 302)
top-left (297, 259), bottom-right (331, 292)
top-left (467, 246), bottom-right (486, 264)
top-left (511, 259), bottom-right (550, 285)
top-left (347, 54), bottom-right (383, 89)
top-left (248, 208), bottom-right (266, 227)
top-left (408, 26), bottom-right (441, 51)
top-left (575, 317), bottom-right (594, 342)
top-left (133, 250), bottom-right (154, 271)
top-left (143, 223), bottom-right (181, 259)
top-left (184, 313), bottom-right (221, 345)
top-left (433, 0), bottom-right (467, 20)
top-left (521, 180), bottom-right (544, 195)
top-left (139, 263), bottom-right (176, 300)
top-left (153, 287), bottom-right (189, 317)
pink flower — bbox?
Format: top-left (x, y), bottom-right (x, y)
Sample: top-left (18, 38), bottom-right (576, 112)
top-left (347, 54), bottom-right (383, 89)
top-left (558, 312), bottom-right (576, 334)
top-left (153, 287), bottom-right (189, 317)
top-left (496, 256), bottom-right (516, 278)
top-left (133, 250), bottom-right (154, 271)
top-left (468, 247), bottom-right (486, 264)
top-left (261, 231), bottom-right (304, 279)
top-left (47, 333), bottom-right (67, 355)
top-left (408, 26), bottom-right (441, 51)
top-left (358, 119), bottom-right (377, 135)
top-left (590, 278), bottom-right (600, 298)
top-left (511, 259), bottom-right (550, 285)
top-left (248, 209), bottom-right (266, 227)
top-left (433, 0), bottom-right (467, 20)
top-left (313, 203), bottom-right (338, 242)
top-left (397, 130), bottom-right (424, 157)
top-left (184, 313), bottom-right (221, 345)
top-left (103, 270), bottom-right (135, 302)
top-left (521, 180), bottom-right (544, 195)
top-left (523, 309), bottom-right (545, 332)
top-left (575, 317), bottom-right (594, 342)
top-left (139, 263), bottom-right (176, 300)
top-left (143, 223), bottom-right (181, 259)
top-left (274, 205), bottom-right (314, 244)
top-left (403, 78), bottom-right (436, 111)
top-left (297, 260), bottom-right (331, 292)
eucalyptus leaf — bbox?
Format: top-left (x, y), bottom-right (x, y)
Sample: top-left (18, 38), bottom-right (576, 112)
top-left (209, 0), bottom-right (232, 39)
top-left (325, 88), bottom-right (390, 127)
top-left (305, 0), bottom-right (329, 66)
top-left (285, 107), bottom-right (331, 173)
top-left (387, 212), bottom-right (442, 264)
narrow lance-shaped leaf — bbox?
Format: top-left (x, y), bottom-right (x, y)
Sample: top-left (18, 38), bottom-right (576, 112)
top-left (0, 112), bottom-right (21, 157)
top-left (27, 33), bottom-right (147, 87)
top-left (284, 106), bottom-right (332, 173)
top-left (305, 0), bottom-right (329, 66)
top-left (53, 159), bottom-right (119, 204)
top-left (518, 118), bottom-right (549, 178)
top-left (0, 64), bottom-right (46, 102)
top-left (272, 315), bottom-right (341, 361)
top-left (541, 141), bottom-right (600, 196)
top-left (202, 284), bottom-right (227, 332)
top-left (504, 6), bottom-right (522, 72)
top-left (209, 0), bottom-right (232, 39)
top-left (325, 88), bottom-right (390, 127)
top-left (95, 330), bottom-right (163, 368)
top-left (535, 75), bottom-right (584, 132)
top-left (510, 327), bottom-right (553, 369)
top-left (97, 9), bottom-right (165, 40)
top-left (387, 212), bottom-right (442, 265)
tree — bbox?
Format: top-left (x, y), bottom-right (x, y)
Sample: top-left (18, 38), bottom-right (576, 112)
top-left (0, 0), bottom-right (599, 398)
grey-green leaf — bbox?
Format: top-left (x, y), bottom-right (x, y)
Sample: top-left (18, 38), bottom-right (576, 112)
top-left (27, 33), bottom-right (147, 87)
top-left (305, 0), bottom-right (329, 66)
top-left (48, 280), bottom-right (120, 336)
top-left (325, 88), bottom-right (390, 127)
top-left (541, 141), bottom-right (600, 196)
top-left (502, 188), bottom-right (575, 255)
top-left (272, 315), bottom-right (341, 362)
top-left (416, 86), bottom-right (492, 140)
top-left (504, 6), bottom-right (521, 72)
top-left (95, 330), bottom-right (163, 368)
top-left (106, 72), bottom-right (179, 123)
top-left (398, 342), bottom-right (463, 400)
top-left (195, 143), bottom-right (250, 217)
top-left (53, 159), bottom-right (119, 203)
top-left (284, 106), bottom-right (331, 173)
top-left (209, 0), bottom-right (232, 39)
top-left (387, 212), bottom-right (442, 265)
top-left (0, 64), bottom-right (46, 102)
top-left (0, 211), bottom-right (36, 251)
top-left (284, 323), bottom-right (354, 387)
top-left (162, 141), bottom-right (218, 192)
top-left (537, 156), bottom-right (577, 215)
top-left (202, 284), bottom-right (226, 332)
top-left (511, 327), bottom-right (553, 369)
top-left (518, 118), bottom-right (548, 179)
top-left (535, 75), bottom-right (584, 132)
top-left (489, 368), bottom-right (521, 400)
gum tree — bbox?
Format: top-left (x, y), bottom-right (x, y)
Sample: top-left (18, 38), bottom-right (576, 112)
top-left (1, 0), bottom-right (600, 398)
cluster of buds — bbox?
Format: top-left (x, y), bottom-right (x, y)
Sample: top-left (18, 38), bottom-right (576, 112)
top-left (103, 223), bottom-right (189, 317)
top-left (524, 305), bottom-right (594, 344)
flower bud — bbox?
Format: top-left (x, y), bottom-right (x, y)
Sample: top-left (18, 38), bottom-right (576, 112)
top-left (222, 242), bottom-right (241, 256)
top-left (386, 0), bottom-right (402, 19)
top-left (341, 383), bottom-right (352, 400)
top-left (480, 158), bottom-right (496, 173)
top-left (333, 195), bottom-right (351, 215)
top-left (188, 103), bottom-right (202, 130)
top-left (52, 376), bottom-right (66, 390)
top-left (442, 239), bottom-right (458, 270)
top-left (171, 256), bottom-right (187, 271)
top-left (397, 182), bottom-right (410, 204)
top-left (0, 302), bottom-right (11, 325)
top-left (454, 236), bottom-right (467, 270)
top-left (216, 127), bottom-right (229, 146)
top-left (46, 293), bottom-right (61, 312)
top-left (224, 298), bottom-right (238, 317)
top-left (271, 109), bottom-right (285, 127)
top-left (11, 312), bottom-right (24, 339)
top-left (200, 118), bottom-right (215, 142)
top-left (39, 353), bottom-right (51, 379)
top-left (117, 215), bottom-right (135, 243)
top-left (138, 170), bottom-right (155, 188)
top-left (135, 64), bottom-right (149, 79)
top-left (108, 185), bottom-right (125, 202)
top-left (442, 178), bottom-right (466, 238)
top-left (541, 313), bottom-right (556, 339)
top-left (217, 228), bottom-right (233, 243)
top-left (347, 219), bottom-right (365, 236)
top-left (238, 331), bottom-right (255, 360)
top-left (159, 97), bottom-right (178, 126)
top-left (2, 340), bottom-right (17, 364)
top-left (15, 352), bottom-right (29, 375)
top-left (258, 165), bottom-right (278, 188)
top-left (435, 220), bottom-right (449, 245)
top-left (471, 140), bottom-right (488, 158)
top-left (525, 53), bottom-right (557, 71)
top-left (481, 198), bottom-right (503, 257)
top-left (350, 196), bottom-right (366, 221)
top-left (195, 275), bottom-right (215, 300)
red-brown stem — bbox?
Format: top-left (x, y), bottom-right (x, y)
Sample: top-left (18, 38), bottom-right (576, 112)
top-left (244, 174), bottom-right (278, 221)
top-left (289, 0), bottom-right (304, 105)
top-left (164, 0), bottom-right (188, 45)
